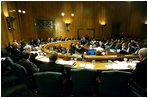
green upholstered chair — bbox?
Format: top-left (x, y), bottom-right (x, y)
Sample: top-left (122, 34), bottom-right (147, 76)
top-left (33, 72), bottom-right (64, 97)
top-left (1, 83), bottom-right (33, 97)
top-left (70, 69), bottom-right (98, 96)
top-left (98, 70), bottom-right (131, 97)
top-left (10, 63), bottom-right (35, 92)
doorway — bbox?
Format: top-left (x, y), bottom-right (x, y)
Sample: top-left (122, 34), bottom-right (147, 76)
top-left (77, 28), bottom-right (95, 40)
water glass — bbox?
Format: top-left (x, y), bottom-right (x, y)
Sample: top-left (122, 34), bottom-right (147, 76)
top-left (74, 58), bottom-right (77, 61)
top-left (71, 58), bottom-right (73, 60)
top-left (92, 60), bottom-right (95, 65)
top-left (124, 58), bottom-right (128, 62)
top-left (108, 60), bottom-right (112, 65)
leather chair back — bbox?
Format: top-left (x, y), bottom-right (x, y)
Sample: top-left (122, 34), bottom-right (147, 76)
top-left (98, 70), bottom-right (131, 97)
top-left (71, 69), bottom-right (97, 96)
top-left (34, 72), bottom-right (63, 96)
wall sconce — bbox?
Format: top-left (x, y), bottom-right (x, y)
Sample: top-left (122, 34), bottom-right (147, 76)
top-left (61, 12), bottom-right (74, 31)
top-left (6, 16), bottom-right (16, 30)
top-left (65, 23), bottom-right (71, 31)
top-left (100, 23), bottom-right (106, 33)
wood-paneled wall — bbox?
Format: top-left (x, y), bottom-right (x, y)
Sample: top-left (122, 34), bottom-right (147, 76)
top-left (1, 1), bottom-right (147, 48)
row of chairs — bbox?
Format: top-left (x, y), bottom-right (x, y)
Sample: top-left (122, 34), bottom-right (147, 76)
top-left (2, 56), bottom-right (142, 97)
top-left (34, 69), bottom-right (135, 97)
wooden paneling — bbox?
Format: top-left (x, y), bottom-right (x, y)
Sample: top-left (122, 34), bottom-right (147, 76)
top-left (1, 1), bottom-right (13, 48)
top-left (1, 1), bottom-right (147, 48)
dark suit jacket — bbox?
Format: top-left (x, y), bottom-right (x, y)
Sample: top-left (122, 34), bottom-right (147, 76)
top-left (11, 48), bottom-right (22, 62)
top-left (17, 58), bottom-right (39, 76)
top-left (132, 58), bottom-right (147, 89)
top-left (39, 62), bottom-right (66, 76)
top-left (127, 47), bottom-right (135, 54)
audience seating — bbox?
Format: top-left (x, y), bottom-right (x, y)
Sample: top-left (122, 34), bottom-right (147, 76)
top-left (10, 63), bottom-right (35, 91)
top-left (2, 83), bottom-right (33, 97)
top-left (33, 72), bottom-right (64, 96)
top-left (129, 79), bottom-right (146, 97)
top-left (70, 69), bottom-right (98, 96)
top-left (97, 70), bottom-right (131, 97)
top-left (2, 62), bottom-right (33, 97)
top-left (1, 56), bottom-right (146, 97)
top-left (1, 48), bottom-right (9, 57)
top-left (5, 56), bottom-right (14, 67)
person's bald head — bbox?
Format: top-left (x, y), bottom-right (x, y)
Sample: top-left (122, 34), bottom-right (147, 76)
top-left (138, 48), bottom-right (147, 60)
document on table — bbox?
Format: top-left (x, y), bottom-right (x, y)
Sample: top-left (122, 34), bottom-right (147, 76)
top-left (79, 63), bottom-right (94, 69)
top-left (105, 61), bottom-right (139, 69)
top-left (56, 60), bottom-right (76, 66)
top-left (35, 56), bottom-right (49, 63)
top-left (84, 64), bottom-right (94, 69)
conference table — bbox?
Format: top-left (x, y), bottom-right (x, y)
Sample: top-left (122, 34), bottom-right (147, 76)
top-left (34, 40), bottom-right (140, 71)
top-left (35, 54), bottom-right (139, 71)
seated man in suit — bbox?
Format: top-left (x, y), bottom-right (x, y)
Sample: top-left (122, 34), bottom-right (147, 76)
top-left (119, 42), bottom-right (135, 54)
top-left (11, 42), bottom-right (22, 62)
top-left (126, 42), bottom-right (135, 54)
top-left (131, 48), bottom-right (147, 96)
top-left (23, 45), bottom-right (38, 65)
top-left (17, 51), bottom-right (39, 76)
top-left (39, 52), bottom-right (66, 76)
top-left (40, 52), bottom-right (71, 96)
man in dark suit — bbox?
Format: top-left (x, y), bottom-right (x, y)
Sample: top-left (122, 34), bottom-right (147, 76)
top-left (40, 52), bottom-right (71, 96)
top-left (39, 52), bottom-right (66, 76)
top-left (119, 42), bottom-right (135, 54)
top-left (17, 51), bottom-right (39, 76)
top-left (23, 45), bottom-right (38, 66)
top-left (126, 42), bottom-right (135, 54)
top-left (132, 48), bottom-right (147, 91)
top-left (11, 42), bottom-right (22, 62)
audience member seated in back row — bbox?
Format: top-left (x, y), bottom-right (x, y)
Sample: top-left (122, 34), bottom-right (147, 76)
top-left (11, 42), bottom-right (22, 62)
top-left (17, 51), bottom-right (39, 77)
top-left (23, 45), bottom-right (38, 65)
top-left (39, 51), bottom-right (67, 77)
top-left (131, 48), bottom-right (147, 91)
